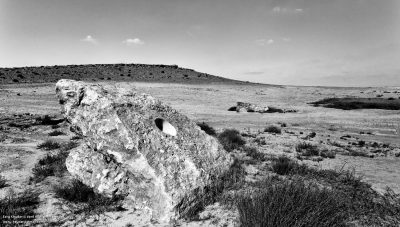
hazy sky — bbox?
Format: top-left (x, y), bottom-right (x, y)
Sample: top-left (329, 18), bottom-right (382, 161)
top-left (1, 0), bottom-right (399, 86)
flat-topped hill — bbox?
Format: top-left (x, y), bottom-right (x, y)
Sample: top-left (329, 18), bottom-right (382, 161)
top-left (0, 63), bottom-right (248, 85)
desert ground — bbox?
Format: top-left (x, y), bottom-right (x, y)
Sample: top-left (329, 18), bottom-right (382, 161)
top-left (1, 69), bottom-right (400, 226)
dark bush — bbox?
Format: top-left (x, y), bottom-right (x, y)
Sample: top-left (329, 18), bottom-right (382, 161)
top-left (264, 125), bottom-right (281, 134)
top-left (48, 130), bottom-right (66, 136)
top-left (0, 190), bottom-right (40, 225)
top-left (37, 140), bottom-right (61, 150)
top-left (236, 178), bottom-right (347, 227)
top-left (54, 179), bottom-right (95, 202)
top-left (310, 97), bottom-right (400, 110)
top-left (0, 175), bottom-right (7, 188)
top-left (243, 146), bottom-right (267, 161)
top-left (54, 179), bottom-right (126, 215)
top-left (309, 132), bottom-right (317, 138)
top-left (31, 150), bottom-right (69, 182)
top-left (217, 129), bottom-right (246, 152)
top-left (62, 141), bottom-right (79, 151)
top-left (272, 156), bottom-right (297, 175)
top-left (266, 106), bottom-right (284, 113)
top-left (36, 115), bottom-right (64, 125)
top-left (70, 135), bottom-right (83, 141)
top-left (51, 124), bottom-right (60, 129)
top-left (320, 149), bottom-right (336, 159)
top-left (296, 142), bottom-right (319, 156)
top-left (196, 122), bottom-right (216, 136)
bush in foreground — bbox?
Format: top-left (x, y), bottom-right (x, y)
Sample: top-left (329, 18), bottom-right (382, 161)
top-left (237, 178), bottom-right (347, 227)
top-left (270, 156), bottom-right (400, 226)
top-left (0, 190), bottom-right (40, 225)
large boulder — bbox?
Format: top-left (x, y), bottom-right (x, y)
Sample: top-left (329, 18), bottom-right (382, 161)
top-left (55, 79), bottom-right (233, 222)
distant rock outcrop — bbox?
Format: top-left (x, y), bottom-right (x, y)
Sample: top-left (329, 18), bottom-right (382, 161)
top-left (228, 102), bottom-right (297, 113)
top-left (55, 79), bottom-right (232, 222)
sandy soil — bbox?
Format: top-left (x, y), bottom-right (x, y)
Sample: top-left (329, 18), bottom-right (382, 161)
top-left (0, 81), bottom-right (399, 225)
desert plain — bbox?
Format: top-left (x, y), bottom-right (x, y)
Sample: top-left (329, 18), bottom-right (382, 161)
top-left (0, 65), bottom-right (400, 226)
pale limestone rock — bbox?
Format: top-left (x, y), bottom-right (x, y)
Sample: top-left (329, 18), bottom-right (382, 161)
top-left (55, 79), bottom-right (232, 223)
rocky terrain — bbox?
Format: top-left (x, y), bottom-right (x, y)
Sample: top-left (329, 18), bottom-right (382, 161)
top-left (0, 70), bottom-right (400, 226)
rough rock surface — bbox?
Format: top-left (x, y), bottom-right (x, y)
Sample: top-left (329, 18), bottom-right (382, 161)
top-left (55, 79), bottom-right (233, 223)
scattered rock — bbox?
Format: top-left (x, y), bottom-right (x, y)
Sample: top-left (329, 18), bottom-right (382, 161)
top-left (56, 79), bottom-right (233, 223)
top-left (228, 102), bottom-right (269, 113)
top-left (228, 102), bottom-right (297, 113)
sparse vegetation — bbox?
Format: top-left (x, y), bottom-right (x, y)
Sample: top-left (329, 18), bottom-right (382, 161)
top-left (295, 142), bottom-right (319, 156)
top-left (236, 178), bottom-right (347, 227)
top-left (31, 150), bottom-right (69, 182)
top-left (35, 115), bottom-right (64, 125)
top-left (310, 97), bottom-right (400, 110)
top-left (242, 146), bottom-right (267, 161)
top-left (177, 159), bottom-right (245, 220)
top-left (253, 137), bottom-right (267, 146)
top-left (264, 125), bottom-right (281, 134)
top-left (320, 149), bottom-right (336, 158)
top-left (0, 175), bottom-right (7, 188)
top-left (51, 124), bottom-right (60, 129)
top-left (70, 135), bottom-right (83, 140)
top-left (196, 122), bottom-right (217, 136)
top-left (271, 156), bottom-right (297, 175)
top-left (37, 140), bottom-right (61, 150)
top-left (217, 129), bottom-right (246, 152)
top-left (0, 190), bottom-right (40, 225)
top-left (268, 156), bottom-right (400, 226)
top-left (54, 179), bottom-right (125, 215)
top-left (31, 141), bottom-right (79, 182)
top-left (48, 130), bottom-right (66, 136)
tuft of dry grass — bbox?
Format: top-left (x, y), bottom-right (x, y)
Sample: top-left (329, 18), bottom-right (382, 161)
top-left (264, 125), bottom-right (282, 134)
top-left (295, 142), bottom-right (319, 156)
top-left (236, 178), bottom-right (347, 227)
top-left (31, 141), bottom-right (79, 183)
top-left (37, 140), bottom-right (61, 150)
top-left (176, 159), bottom-right (245, 220)
top-left (0, 190), bottom-right (40, 225)
top-left (48, 130), bottom-right (66, 136)
top-left (54, 179), bottom-right (125, 215)
top-left (0, 175), bottom-right (7, 188)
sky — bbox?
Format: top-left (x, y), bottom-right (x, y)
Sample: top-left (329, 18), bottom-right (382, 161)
top-left (0, 0), bottom-right (399, 86)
